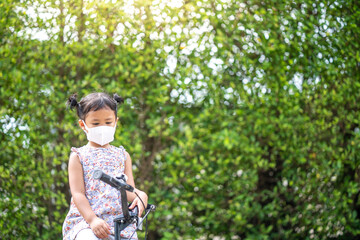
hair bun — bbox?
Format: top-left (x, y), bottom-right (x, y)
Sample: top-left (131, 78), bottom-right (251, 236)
top-left (67, 93), bottom-right (79, 110)
top-left (113, 94), bottom-right (124, 105)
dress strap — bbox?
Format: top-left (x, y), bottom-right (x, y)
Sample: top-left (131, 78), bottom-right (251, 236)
top-left (70, 147), bottom-right (84, 164)
top-left (119, 145), bottom-right (127, 161)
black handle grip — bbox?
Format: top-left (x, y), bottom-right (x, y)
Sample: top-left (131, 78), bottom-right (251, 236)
top-left (93, 169), bottom-right (134, 192)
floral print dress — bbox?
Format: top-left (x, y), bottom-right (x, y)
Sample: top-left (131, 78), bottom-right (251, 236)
top-left (62, 145), bottom-right (137, 240)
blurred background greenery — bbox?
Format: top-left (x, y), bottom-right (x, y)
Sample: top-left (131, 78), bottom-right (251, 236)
top-left (1, 0), bottom-right (360, 239)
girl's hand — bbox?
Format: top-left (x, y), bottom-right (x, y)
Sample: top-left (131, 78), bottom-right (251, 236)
top-left (89, 217), bottom-right (111, 239)
top-left (129, 190), bottom-right (148, 216)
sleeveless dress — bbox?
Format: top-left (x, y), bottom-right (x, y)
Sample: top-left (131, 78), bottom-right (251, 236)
top-left (62, 145), bottom-right (138, 240)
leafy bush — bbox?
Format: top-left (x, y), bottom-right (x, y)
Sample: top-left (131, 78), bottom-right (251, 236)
top-left (1, 0), bottom-right (359, 239)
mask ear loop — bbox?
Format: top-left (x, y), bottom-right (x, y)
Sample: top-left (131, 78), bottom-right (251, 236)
top-left (81, 120), bottom-right (89, 133)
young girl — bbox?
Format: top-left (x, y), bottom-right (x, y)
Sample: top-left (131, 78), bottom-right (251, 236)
top-left (62, 92), bottom-right (148, 240)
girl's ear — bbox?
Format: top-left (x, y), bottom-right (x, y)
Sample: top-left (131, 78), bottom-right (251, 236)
top-left (78, 119), bottom-right (86, 132)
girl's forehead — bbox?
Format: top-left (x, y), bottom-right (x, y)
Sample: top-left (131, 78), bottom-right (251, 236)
top-left (86, 108), bottom-right (116, 120)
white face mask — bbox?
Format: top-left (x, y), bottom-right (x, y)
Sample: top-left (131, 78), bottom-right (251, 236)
top-left (82, 121), bottom-right (116, 146)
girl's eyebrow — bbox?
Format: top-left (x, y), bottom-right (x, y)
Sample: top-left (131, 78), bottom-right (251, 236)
top-left (91, 118), bottom-right (113, 121)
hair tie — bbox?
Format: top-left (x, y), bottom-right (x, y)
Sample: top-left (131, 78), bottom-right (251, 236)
top-left (113, 94), bottom-right (124, 105)
top-left (68, 94), bottom-right (79, 110)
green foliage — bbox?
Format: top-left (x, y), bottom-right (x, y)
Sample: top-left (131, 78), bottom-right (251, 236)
top-left (1, 0), bottom-right (359, 239)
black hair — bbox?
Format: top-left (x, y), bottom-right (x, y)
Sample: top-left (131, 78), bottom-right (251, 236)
top-left (67, 92), bottom-right (124, 120)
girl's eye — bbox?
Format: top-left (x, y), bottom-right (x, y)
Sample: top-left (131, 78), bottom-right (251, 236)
top-left (106, 122), bottom-right (112, 125)
top-left (93, 123), bottom-right (99, 126)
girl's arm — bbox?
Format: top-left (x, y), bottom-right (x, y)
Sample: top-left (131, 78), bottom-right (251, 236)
top-left (68, 152), bottom-right (110, 238)
top-left (124, 151), bottom-right (148, 216)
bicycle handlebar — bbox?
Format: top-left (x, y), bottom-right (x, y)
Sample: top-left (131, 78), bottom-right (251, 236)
top-left (93, 168), bottom-right (155, 240)
top-left (93, 169), bottom-right (134, 192)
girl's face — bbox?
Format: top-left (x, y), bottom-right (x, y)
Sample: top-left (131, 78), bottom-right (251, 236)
top-left (79, 107), bottom-right (118, 131)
